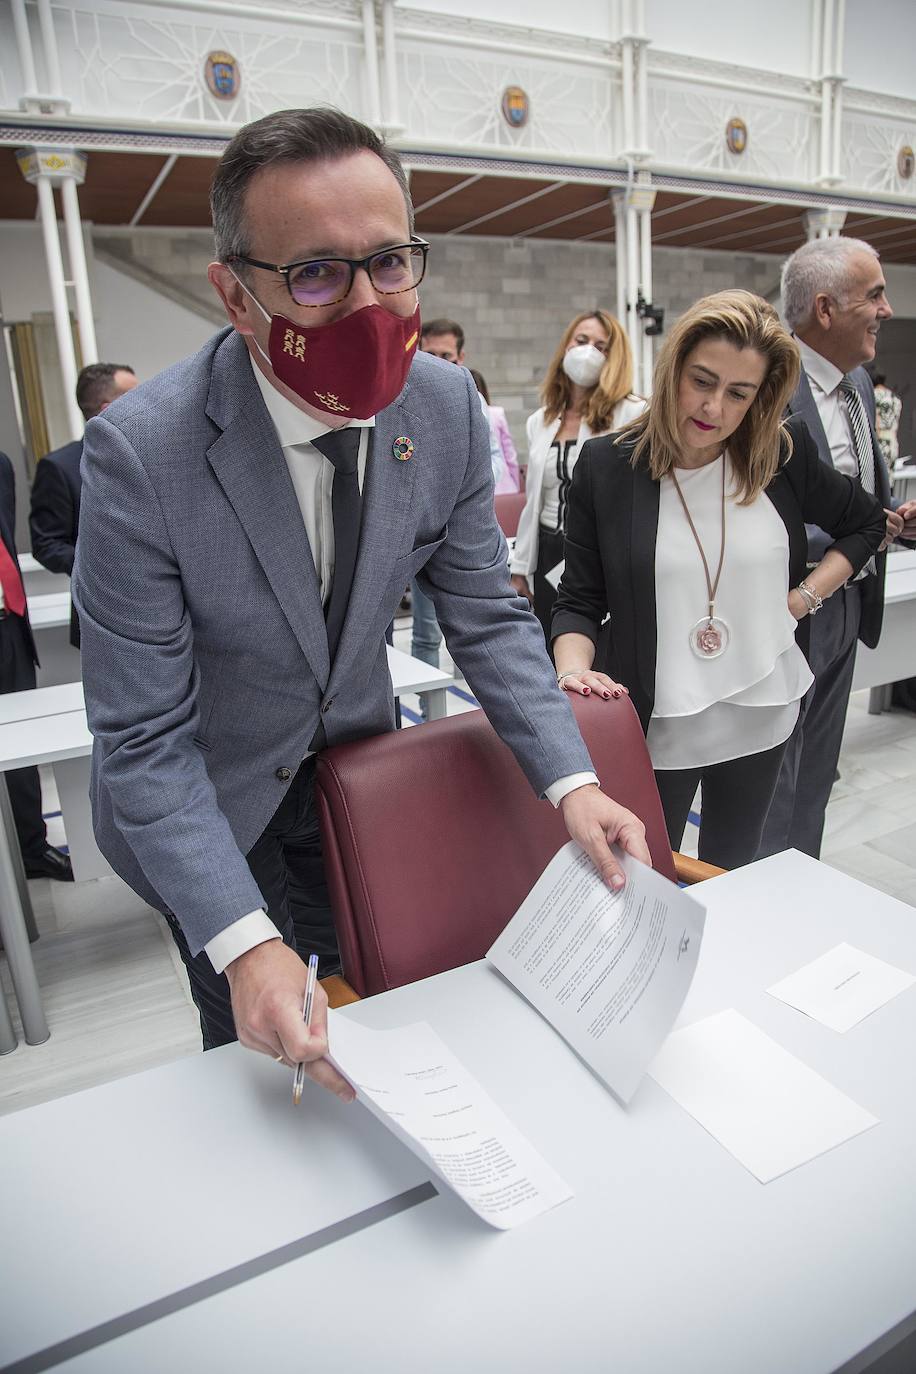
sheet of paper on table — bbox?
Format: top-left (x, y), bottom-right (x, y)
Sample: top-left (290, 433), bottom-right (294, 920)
top-left (648, 1009), bottom-right (878, 1183)
top-left (486, 840), bottom-right (706, 1103)
top-left (327, 1011), bottom-right (572, 1230)
top-left (545, 560), bottom-right (565, 590)
top-left (767, 942), bottom-right (916, 1033)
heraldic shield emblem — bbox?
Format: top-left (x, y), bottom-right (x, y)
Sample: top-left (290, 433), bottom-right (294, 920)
top-left (205, 51), bottom-right (240, 101)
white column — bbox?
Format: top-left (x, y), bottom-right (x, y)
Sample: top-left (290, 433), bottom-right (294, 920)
top-left (639, 204), bottom-right (653, 395)
top-left (831, 0), bottom-right (846, 183)
top-left (35, 176), bottom-right (82, 439)
top-left (60, 176), bottom-right (98, 366)
top-left (381, 0), bottom-right (401, 135)
top-left (10, 0), bottom-right (38, 95)
top-left (613, 192), bottom-right (627, 326)
top-left (35, 0), bottom-right (63, 96)
top-left (626, 202), bottom-right (640, 390)
top-left (818, 0), bottom-right (835, 184)
top-left (361, 0), bottom-right (382, 127)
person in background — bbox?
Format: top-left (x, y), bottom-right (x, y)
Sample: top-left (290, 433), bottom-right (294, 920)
top-left (29, 362), bottom-right (137, 648)
top-left (872, 373), bottom-right (902, 466)
top-left (758, 237), bottom-right (916, 861)
top-left (510, 310), bottom-right (644, 642)
top-left (551, 291), bottom-right (885, 870)
top-left (469, 368), bottom-right (520, 494)
top-left (1, 451), bottom-right (73, 880)
top-left (414, 318), bottom-right (506, 672)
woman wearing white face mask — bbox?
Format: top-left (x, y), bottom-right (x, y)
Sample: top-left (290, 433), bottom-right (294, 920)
top-left (510, 310), bottom-right (644, 643)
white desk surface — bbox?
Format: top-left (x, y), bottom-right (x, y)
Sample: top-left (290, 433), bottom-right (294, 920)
top-left (1, 851), bottom-right (914, 1373)
top-left (385, 642), bottom-right (454, 694)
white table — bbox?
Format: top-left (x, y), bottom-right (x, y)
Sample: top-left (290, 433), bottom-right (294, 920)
top-left (18, 554), bottom-right (69, 597)
top-left (25, 591), bottom-right (80, 688)
top-left (0, 648), bottom-right (463, 1051)
top-left (1, 852), bottom-right (914, 1373)
top-left (852, 549), bottom-right (916, 712)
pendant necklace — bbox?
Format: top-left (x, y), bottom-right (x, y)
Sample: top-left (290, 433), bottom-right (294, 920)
top-left (670, 455), bottom-right (730, 659)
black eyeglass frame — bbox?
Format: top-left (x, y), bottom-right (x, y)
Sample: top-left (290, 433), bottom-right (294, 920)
top-left (228, 236), bottom-right (429, 307)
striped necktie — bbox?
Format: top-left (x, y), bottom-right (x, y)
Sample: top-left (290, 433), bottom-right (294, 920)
top-left (839, 375), bottom-right (877, 576)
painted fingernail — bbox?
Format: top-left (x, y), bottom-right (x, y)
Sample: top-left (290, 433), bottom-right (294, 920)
top-left (613, 690), bottom-right (621, 698)
top-left (582, 687), bottom-right (590, 695)
top-left (603, 691), bottom-right (611, 699)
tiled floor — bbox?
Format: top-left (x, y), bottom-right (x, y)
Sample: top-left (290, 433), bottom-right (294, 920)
top-left (1, 615), bottom-right (914, 1117)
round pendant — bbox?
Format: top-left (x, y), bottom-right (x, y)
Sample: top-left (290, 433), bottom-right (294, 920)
top-left (689, 617), bottom-right (730, 659)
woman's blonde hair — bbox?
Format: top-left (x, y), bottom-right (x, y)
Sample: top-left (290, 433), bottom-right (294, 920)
top-left (541, 310), bottom-right (635, 432)
top-left (622, 290), bottom-right (801, 503)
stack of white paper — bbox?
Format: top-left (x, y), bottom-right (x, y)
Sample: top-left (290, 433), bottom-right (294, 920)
top-left (486, 841), bottom-right (706, 1103)
top-left (327, 1012), bottom-right (572, 1230)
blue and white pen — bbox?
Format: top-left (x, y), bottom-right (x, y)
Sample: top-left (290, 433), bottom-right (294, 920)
top-left (293, 953), bottom-right (319, 1107)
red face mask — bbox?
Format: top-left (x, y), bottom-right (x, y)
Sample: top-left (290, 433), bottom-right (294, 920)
top-left (236, 268), bottom-right (420, 420)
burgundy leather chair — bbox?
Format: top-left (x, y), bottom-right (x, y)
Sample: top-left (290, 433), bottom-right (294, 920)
top-left (316, 693), bottom-right (719, 1001)
top-left (494, 492), bottom-right (526, 538)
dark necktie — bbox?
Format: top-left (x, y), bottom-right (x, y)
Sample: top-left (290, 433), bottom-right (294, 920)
top-left (311, 426), bottom-right (363, 661)
top-left (839, 376), bottom-right (877, 575)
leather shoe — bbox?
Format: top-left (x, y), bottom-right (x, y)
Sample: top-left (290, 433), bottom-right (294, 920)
top-left (24, 844), bottom-right (74, 882)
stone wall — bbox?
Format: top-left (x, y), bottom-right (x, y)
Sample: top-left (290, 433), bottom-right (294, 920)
top-left (90, 224), bottom-right (786, 453)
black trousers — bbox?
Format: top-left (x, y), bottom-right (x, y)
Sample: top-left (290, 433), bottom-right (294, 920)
top-left (164, 757), bottom-right (339, 1050)
top-left (534, 526), bottom-right (565, 655)
top-left (654, 741), bottom-right (788, 871)
top-left (0, 612), bottom-right (46, 860)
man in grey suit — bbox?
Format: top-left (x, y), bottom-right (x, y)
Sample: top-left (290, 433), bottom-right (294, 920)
top-left (73, 108), bottom-right (649, 1101)
top-left (759, 236), bottom-right (916, 860)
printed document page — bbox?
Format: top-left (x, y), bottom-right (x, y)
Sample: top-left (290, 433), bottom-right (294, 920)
top-left (649, 1009), bottom-right (878, 1182)
top-left (486, 841), bottom-right (706, 1103)
top-left (327, 1011), bottom-right (573, 1230)
top-left (767, 942), bottom-right (916, 1033)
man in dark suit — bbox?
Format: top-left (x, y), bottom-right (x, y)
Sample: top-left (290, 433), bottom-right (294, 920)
top-left (759, 237), bottom-right (916, 860)
top-left (0, 452), bottom-right (72, 880)
top-left (29, 363), bottom-right (136, 646)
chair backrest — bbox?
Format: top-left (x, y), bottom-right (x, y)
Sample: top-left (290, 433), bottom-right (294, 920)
top-left (494, 491), bottom-right (526, 538)
top-left (315, 693), bottom-right (674, 998)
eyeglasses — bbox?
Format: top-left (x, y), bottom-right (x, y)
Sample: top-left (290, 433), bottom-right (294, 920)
top-left (229, 237), bottom-right (429, 308)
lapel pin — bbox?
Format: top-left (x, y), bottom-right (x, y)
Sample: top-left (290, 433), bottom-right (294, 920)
top-left (392, 435), bottom-right (414, 462)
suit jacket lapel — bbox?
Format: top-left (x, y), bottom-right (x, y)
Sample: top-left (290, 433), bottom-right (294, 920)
top-left (329, 387), bottom-right (421, 684)
top-left (205, 334), bottom-right (330, 688)
top-left (789, 371), bottom-right (833, 468)
top-left (630, 462), bottom-right (659, 708)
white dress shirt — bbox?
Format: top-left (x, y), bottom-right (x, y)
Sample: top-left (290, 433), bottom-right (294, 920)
top-left (795, 337), bottom-right (858, 479)
top-left (206, 358), bottom-right (596, 974)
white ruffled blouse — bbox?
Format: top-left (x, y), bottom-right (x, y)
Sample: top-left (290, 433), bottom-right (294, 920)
top-left (646, 455), bottom-right (814, 770)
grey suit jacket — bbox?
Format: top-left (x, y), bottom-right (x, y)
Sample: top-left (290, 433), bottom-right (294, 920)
top-left (73, 329), bottom-right (593, 955)
top-left (788, 365), bottom-right (891, 649)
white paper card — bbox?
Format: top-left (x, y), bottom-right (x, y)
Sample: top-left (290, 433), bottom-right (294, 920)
top-left (767, 942), bottom-right (915, 1033)
top-left (327, 1011), bottom-right (573, 1230)
top-left (487, 841), bottom-right (706, 1103)
top-left (648, 1009), bottom-right (878, 1183)
top-left (545, 560), bottom-right (565, 589)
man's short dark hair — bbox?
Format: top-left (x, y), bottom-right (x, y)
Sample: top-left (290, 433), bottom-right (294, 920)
top-left (420, 318), bottom-right (465, 354)
top-left (76, 363), bottom-right (135, 420)
top-left (211, 107), bottom-right (414, 263)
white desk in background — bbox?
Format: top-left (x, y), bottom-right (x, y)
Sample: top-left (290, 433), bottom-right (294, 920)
top-left (24, 590), bottom-right (79, 688)
top-left (0, 648), bottom-right (462, 1051)
top-left (17, 554), bottom-right (68, 597)
top-left (1, 851), bottom-right (914, 1374)
top-left (852, 548), bottom-right (916, 712)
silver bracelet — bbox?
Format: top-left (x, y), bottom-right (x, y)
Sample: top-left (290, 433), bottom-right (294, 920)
top-left (797, 579), bottom-right (824, 616)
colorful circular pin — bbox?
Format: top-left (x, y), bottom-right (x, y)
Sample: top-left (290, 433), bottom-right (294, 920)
top-left (392, 435), bottom-right (414, 462)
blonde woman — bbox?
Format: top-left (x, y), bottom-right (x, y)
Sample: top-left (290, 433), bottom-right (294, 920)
top-left (552, 291), bottom-right (884, 869)
top-left (510, 310), bottom-right (644, 640)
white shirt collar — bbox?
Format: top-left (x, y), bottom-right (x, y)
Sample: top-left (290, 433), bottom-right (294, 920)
top-left (248, 352), bottom-right (375, 449)
top-left (795, 336), bottom-right (845, 399)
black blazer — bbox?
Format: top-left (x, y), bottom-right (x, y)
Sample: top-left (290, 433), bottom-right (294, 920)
top-left (552, 415), bottom-right (886, 733)
top-left (0, 451), bottom-right (38, 666)
top-left (28, 438), bottom-right (82, 648)
top-left (788, 367), bottom-right (892, 649)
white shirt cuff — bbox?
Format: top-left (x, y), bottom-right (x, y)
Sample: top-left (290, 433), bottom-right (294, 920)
top-left (205, 910), bottom-right (281, 974)
top-left (545, 772), bottom-right (599, 807)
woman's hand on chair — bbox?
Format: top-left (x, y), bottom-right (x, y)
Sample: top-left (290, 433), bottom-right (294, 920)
top-left (557, 669), bottom-right (628, 700)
